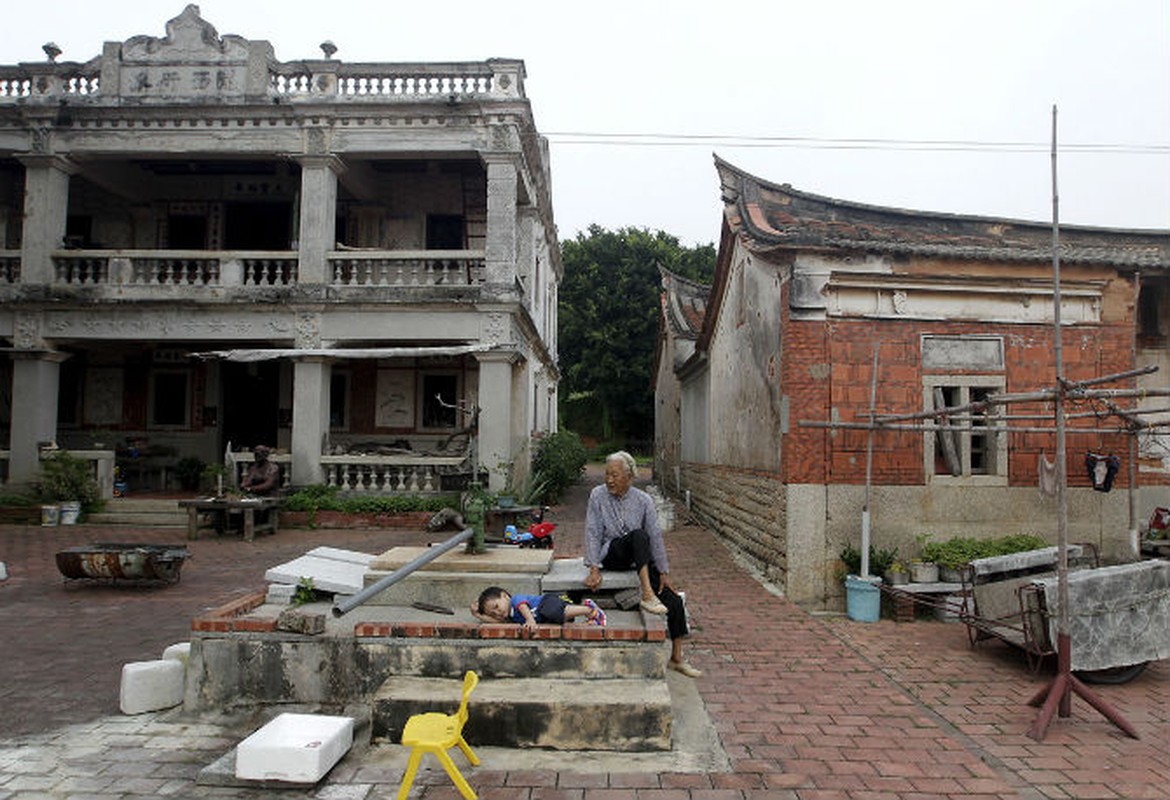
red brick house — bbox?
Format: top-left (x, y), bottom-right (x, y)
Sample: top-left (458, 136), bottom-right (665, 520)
top-left (660, 156), bottom-right (1170, 609)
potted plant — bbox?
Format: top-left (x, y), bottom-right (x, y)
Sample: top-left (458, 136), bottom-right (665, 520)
top-left (35, 450), bottom-right (102, 524)
top-left (884, 560), bottom-right (910, 586)
top-left (910, 533), bottom-right (939, 582)
top-left (174, 456), bottom-right (206, 491)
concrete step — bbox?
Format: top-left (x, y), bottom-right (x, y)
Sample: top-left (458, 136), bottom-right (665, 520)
top-left (372, 675), bottom-right (671, 751)
top-left (88, 498), bottom-right (187, 527)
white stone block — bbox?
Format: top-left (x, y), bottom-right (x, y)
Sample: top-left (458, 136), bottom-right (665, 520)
top-left (266, 583), bottom-right (296, 604)
top-left (0, 561), bottom-right (7, 581)
top-left (265, 554), bottom-right (369, 594)
top-left (234, 713), bottom-right (354, 783)
top-left (161, 642), bottom-right (191, 665)
top-left (120, 659), bottom-right (185, 715)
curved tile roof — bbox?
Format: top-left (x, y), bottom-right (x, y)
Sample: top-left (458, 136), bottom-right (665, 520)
top-left (715, 156), bottom-right (1170, 268)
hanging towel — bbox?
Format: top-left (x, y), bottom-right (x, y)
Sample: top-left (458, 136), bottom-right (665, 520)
top-left (1038, 452), bottom-right (1058, 497)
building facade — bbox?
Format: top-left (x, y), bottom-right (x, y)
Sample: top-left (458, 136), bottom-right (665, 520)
top-left (0, 6), bottom-right (561, 495)
top-left (665, 156), bottom-right (1170, 609)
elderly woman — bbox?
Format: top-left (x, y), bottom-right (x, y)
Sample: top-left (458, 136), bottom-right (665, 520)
top-left (583, 451), bottom-right (702, 678)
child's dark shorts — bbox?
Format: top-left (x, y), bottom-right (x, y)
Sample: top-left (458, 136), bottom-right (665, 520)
top-left (532, 594), bottom-right (569, 624)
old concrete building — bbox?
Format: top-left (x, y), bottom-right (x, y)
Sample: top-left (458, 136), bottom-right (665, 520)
top-left (664, 156), bottom-right (1170, 610)
top-left (0, 6), bottom-right (561, 495)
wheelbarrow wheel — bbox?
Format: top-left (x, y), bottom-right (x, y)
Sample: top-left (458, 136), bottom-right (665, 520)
top-left (1075, 662), bottom-right (1148, 685)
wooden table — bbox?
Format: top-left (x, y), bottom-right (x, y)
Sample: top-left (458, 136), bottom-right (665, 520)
top-left (178, 497), bottom-right (281, 541)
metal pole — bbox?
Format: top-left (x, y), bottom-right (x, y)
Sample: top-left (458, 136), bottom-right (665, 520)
top-left (861, 344), bottom-right (879, 578)
top-left (332, 528), bottom-right (473, 617)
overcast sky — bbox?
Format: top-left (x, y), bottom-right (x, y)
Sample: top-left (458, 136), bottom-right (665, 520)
top-left (4, 1), bottom-right (1167, 246)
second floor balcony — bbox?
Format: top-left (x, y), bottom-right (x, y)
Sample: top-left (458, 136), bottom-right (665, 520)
top-left (0, 249), bottom-right (488, 291)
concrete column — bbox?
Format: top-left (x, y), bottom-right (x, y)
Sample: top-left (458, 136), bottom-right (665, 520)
top-left (476, 352), bottom-right (516, 491)
top-left (8, 353), bottom-right (66, 486)
top-left (295, 156), bottom-right (342, 285)
top-left (291, 358), bottom-right (331, 487)
top-left (484, 159), bottom-right (517, 286)
top-left (17, 155), bottom-right (75, 284)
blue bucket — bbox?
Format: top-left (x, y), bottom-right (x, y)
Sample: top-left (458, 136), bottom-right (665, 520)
top-left (845, 575), bottom-right (881, 622)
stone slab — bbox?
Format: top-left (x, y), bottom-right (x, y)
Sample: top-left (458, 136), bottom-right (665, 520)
top-left (358, 570), bottom-right (542, 608)
top-left (265, 554), bottom-right (370, 594)
top-left (369, 544), bottom-right (553, 574)
top-left (235, 712), bottom-right (354, 783)
top-left (306, 546), bottom-right (377, 566)
top-left (541, 557), bottom-right (640, 593)
top-left (162, 642), bottom-right (191, 665)
top-left (120, 659), bottom-right (185, 715)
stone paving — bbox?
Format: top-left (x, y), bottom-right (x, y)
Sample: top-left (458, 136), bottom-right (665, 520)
top-left (0, 466), bottom-right (1167, 799)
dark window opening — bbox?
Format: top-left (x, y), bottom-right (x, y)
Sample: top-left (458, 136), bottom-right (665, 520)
top-left (422, 375), bottom-right (458, 428)
top-left (330, 373), bottom-right (348, 429)
top-left (152, 372), bottom-right (189, 426)
top-left (1139, 282), bottom-right (1165, 341)
top-left (426, 215), bottom-right (465, 250)
top-left (168, 215), bottom-right (208, 249)
top-left (224, 203), bottom-right (292, 250)
top-left (65, 215), bottom-right (93, 248)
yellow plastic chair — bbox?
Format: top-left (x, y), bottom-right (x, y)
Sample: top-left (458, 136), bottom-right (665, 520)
top-left (397, 670), bottom-right (480, 800)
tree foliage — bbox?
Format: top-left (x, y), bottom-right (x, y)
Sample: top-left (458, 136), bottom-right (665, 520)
top-left (558, 225), bottom-right (715, 448)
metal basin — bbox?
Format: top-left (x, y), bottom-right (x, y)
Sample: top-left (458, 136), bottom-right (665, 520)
top-left (56, 543), bottom-right (190, 584)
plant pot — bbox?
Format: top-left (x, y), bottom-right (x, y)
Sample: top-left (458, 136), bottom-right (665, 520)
top-left (910, 561), bottom-right (938, 583)
top-left (939, 565), bottom-right (964, 583)
top-left (59, 500), bottom-right (82, 525)
top-left (884, 569), bottom-right (910, 586)
top-left (40, 504), bottom-right (61, 527)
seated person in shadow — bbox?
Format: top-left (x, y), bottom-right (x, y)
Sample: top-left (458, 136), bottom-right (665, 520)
top-left (240, 445), bottom-right (280, 496)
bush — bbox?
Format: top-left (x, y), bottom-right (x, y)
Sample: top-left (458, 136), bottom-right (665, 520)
top-left (35, 450), bottom-right (102, 512)
top-left (283, 484), bottom-right (458, 514)
top-left (529, 429), bottom-right (587, 504)
top-left (839, 544), bottom-right (899, 577)
top-left (921, 534), bottom-right (1049, 568)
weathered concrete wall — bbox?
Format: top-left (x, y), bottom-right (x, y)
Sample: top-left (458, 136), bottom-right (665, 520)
top-left (705, 248), bottom-right (784, 472)
top-left (184, 634), bottom-right (663, 711)
top-left (676, 467), bottom-right (1132, 611)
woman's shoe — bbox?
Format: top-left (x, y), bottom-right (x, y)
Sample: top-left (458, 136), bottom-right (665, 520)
top-left (640, 596), bottom-right (668, 615)
top-left (668, 660), bottom-right (703, 678)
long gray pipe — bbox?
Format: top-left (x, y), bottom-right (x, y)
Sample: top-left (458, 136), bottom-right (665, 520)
top-left (332, 528), bottom-right (474, 617)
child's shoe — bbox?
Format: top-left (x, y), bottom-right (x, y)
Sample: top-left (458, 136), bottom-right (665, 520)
top-left (584, 598), bottom-right (606, 626)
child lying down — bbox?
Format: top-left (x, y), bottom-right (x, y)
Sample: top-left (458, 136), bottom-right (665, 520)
top-left (471, 586), bottom-right (605, 631)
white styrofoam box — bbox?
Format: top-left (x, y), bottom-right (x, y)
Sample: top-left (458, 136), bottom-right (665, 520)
top-left (119, 659), bottom-right (185, 714)
top-left (235, 713), bottom-right (354, 783)
top-left (161, 642), bottom-right (191, 665)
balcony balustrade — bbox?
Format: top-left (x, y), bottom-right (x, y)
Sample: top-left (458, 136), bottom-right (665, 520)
top-left (36, 250), bottom-right (485, 289)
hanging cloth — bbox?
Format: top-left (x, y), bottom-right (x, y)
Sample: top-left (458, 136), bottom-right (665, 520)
top-left (1085, 452), bottom-right (1121, 492)
top-left (1038, 452), bottom-right (1058, 497)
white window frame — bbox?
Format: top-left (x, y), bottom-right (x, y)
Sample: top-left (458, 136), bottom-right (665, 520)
top-left (923, 375), bottom-right (1007, 486)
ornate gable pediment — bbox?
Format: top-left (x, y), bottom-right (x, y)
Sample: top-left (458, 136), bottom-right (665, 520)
top-left (116, 5), bottom-right (271, 102)
top-left (122, 4), bottom-right (249, 62)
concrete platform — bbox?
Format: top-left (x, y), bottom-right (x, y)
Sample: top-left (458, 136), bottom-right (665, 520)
top-left (373, 675), bottom-right (672, 751)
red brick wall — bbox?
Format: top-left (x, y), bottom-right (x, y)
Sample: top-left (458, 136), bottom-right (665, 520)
top-left (783, 316), bottom-right (1135, 488)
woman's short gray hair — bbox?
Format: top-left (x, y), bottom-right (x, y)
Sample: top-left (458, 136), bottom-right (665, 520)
top-left (606, 450), bottom-right (637, 478)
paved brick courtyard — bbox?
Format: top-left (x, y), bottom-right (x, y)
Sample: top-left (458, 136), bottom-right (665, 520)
top-left (0, 467), bottom-right (1166, 798)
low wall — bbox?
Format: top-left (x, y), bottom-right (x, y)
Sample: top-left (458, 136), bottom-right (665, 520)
top-left (677, 463), bottom-right (1135, 611)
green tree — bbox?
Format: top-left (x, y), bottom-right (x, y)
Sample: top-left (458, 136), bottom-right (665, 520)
top-left (559, 226), bottom-right (715, 449)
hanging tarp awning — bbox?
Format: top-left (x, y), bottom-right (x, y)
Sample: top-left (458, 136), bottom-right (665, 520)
top-left (188, 344), bottom-right (495, 362)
